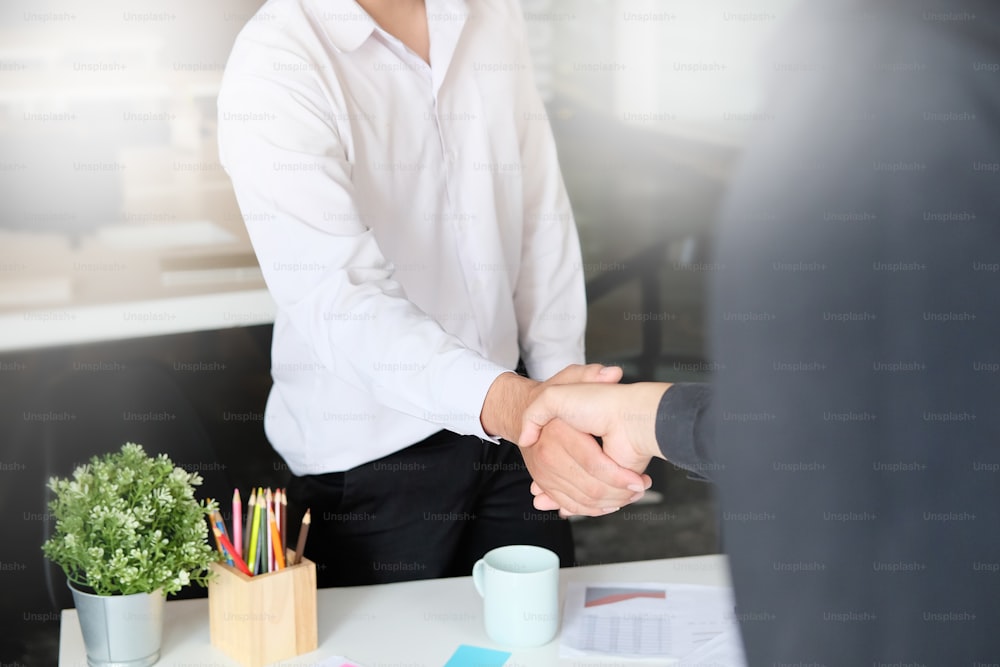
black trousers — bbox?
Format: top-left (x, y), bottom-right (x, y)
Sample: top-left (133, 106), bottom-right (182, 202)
top-left (285, 430), bottom-right (575, 587)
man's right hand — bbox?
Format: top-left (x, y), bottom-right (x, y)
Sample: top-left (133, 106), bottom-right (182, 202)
top-left (518, 381), bottom-right (670, 514)
top-left (480, 364), bottom-right (653, 516)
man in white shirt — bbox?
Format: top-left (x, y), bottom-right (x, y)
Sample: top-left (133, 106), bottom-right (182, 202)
top-left (218, 0), bottom-right (648, 585)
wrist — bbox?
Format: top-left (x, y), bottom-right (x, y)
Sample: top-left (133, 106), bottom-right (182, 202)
top-left (628, 383), bottom-right (672, 460)
top-left (481, 371), bottom-right (539, 442)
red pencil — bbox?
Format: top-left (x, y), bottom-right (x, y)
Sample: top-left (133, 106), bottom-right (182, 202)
top-left (212, 524), bottom-right (252, 576)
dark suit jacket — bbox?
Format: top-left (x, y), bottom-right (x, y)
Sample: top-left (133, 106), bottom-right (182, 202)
top-left (705, 1), bottom-right (1000, 664)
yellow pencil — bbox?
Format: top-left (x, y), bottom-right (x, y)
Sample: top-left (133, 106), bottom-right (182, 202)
top-left (243, 489), bottom-right (255, 562)
top-left (247, 487), bottom-right (263, 575)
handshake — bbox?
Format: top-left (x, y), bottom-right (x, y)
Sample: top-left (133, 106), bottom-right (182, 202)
top-left (481, 364), bottom-right (670, 517)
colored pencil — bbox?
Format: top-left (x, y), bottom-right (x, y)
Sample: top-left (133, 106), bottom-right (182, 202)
top-left (265, 488), bottom-right (274, 573)
top-left (243, 488), bottom-right (255, 563)
top-left (273, 488), bottom-right (282, 559)
top-left (211, 507), bottom-right (234, 557)
top-left (293, 509), bottom-right (311, 565)
top-left (211, 485), bottom-right (305, 577)
top-left (206, 501), bottom-right (226, 556)
top-left (269, 506), bottom-right (286, 570)
top-left (211, 511), bottom-right (235, 568)
top-left (206, 503), bottom-right (225, 558)
top-left (258, 487), bottom-right (268, 573)
top-left (279, 488), bottom-right (288, 558)
top-left (232, 488), bottom-right (242, 559)
top-left (211, 523), bottom-right (252, 576)
top-left (248, 488), bottom-right (263, 575)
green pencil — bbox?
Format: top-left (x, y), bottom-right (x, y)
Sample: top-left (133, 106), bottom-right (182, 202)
top-left (258, 488), bottom-right (269, 573)
top-left (248, 487), bottom-right (263, 575)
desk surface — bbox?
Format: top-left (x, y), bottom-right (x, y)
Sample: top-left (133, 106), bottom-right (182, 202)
top-left (59, 554), bottom-right (730, 667)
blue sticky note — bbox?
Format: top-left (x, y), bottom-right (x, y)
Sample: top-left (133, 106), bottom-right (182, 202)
top-left (443, 644), bottom-right (511, 667)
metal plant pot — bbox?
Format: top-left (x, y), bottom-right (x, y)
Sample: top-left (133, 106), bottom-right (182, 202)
top-left (68, 583), bottom-right (164, 667)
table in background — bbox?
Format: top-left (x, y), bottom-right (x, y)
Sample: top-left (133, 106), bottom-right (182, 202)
top-left (0, 224), bottom-right (273, 354)
top-left (59, 554), bottom-right (730, 667)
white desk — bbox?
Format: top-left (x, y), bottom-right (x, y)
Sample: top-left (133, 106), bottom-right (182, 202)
top-left (59, 554), bottom-right (730, 667)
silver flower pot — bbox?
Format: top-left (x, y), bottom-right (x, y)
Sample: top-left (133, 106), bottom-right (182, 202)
top-left (69, 583), bottom-right (164, 667)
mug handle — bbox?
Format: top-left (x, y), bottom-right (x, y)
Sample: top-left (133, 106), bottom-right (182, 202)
top-left (472, 559), bottom-right (486, 598)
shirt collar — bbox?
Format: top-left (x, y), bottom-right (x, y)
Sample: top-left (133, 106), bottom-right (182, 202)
top-left (307, 0), bottom-right (377, 53)
top-left (306, 0), bottom-right (469, 61)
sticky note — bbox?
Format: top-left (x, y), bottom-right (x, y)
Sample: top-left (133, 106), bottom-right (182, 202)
top-left (443, 644), bottom-right (511, 667)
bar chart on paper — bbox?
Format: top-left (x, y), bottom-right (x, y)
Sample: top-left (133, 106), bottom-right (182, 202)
top-left (560, 582), bottom-right (739, 660)
top-left (584, 586), bottom-right (667, 607)
top-left (580, 609), bottom-right (671, 654)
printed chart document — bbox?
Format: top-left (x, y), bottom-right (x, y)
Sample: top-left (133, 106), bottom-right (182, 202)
top-left (680, 621), bottom-right (748, 667)
top-left (559, 582), bottom-right (746, 664)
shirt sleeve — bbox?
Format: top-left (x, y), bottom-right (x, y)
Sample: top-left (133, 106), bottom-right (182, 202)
top-left (655, 383), bottom-right (716, 480)
top-left (508, 2), bottom-right (588, 381)
top-left (217, 43), bottom-right (508, 440)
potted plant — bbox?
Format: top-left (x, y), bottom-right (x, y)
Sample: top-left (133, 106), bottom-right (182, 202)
top-left (42, 442), bottom-right (219, 667)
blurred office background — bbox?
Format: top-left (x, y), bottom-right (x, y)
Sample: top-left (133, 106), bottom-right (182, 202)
top-left (0, 0), bottom-right (795, 662)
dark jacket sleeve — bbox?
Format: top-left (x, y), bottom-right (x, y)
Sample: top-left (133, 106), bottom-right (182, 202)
top-left (654, 383), bottom-right (717, 480)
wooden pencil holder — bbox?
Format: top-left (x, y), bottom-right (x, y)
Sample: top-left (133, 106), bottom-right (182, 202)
top-left (208, 552), bottom-right (318, 667)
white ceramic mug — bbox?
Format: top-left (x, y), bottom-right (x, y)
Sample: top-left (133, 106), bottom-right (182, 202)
top-left (472, 545), bottom-right (560, 647)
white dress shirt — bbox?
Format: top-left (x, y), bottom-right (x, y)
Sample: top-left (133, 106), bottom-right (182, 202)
top-left (217, 0), bottom-right (586, 474)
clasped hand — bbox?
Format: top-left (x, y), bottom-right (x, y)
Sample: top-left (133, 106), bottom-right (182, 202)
top-left (515, 365), bottom-right (654, 517)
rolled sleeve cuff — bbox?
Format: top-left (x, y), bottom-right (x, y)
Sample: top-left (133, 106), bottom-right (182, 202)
top-left (431, 352), bottom-right (510, 442)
